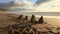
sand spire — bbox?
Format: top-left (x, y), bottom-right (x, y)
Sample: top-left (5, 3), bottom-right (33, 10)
top-left (39, 16), bottom-right (44, 23)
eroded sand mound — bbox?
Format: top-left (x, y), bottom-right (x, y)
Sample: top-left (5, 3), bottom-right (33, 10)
top-left (2, 23), bottom-right (59, 34)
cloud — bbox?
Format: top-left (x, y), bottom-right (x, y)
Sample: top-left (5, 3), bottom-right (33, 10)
top-left (0, 0), bottom-right (34, 10)
top-left (9, 0), bottom-right (60, 12)
top-left (0, 0), bottom-right (15, 10)
top-left (34, 0), bottom-right (60, 12)
top-left (35, 0), bottom-right (51, 5)
top-left (14, 0), bottom-right (33, 9)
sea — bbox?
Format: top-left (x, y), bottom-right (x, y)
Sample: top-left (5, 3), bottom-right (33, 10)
top-left (6, 11), bottom-right (60, 19)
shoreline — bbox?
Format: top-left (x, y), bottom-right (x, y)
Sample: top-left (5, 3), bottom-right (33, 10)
top-left (6, 12), bottom-right (60, 16)
top-left (7, 12), bottom-right (60, 19)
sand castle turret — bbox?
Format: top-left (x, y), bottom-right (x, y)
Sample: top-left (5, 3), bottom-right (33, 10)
top-left (17, 15), bottom-right (23, 20)
top-left (39, 16), bottom-right (44, 24)
top-left (30, 15), bottom-right (36, 23)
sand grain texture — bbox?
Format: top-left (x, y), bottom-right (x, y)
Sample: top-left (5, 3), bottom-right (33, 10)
top-left (0, 11), bottom-right (19, 28)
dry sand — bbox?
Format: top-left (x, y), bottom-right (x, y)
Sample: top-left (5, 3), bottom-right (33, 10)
top-left (0, 11), bottom-right (19, 28)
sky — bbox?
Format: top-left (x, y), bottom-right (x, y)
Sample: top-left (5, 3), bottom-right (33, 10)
top-left (0, 0), bottom-right (60, 12)
top-left (28, 0), bottom-right (37, 4)
top-left (35, 0), bottom-right (60, 12)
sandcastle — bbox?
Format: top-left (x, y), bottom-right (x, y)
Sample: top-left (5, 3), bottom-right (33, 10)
top-left (0, 14), bottom-right (45, 34)
top-left (17, 15), bottom-right (44, 24)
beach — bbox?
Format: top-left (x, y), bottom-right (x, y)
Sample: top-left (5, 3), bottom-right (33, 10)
top-left (0, 0), bottom-right (60, 34)
top-left (6, 11), bottom-right (60, 27)
top-left (0, 11), bottom-right (60, 34)
top-left (0, 11), bottom-right (60, 27)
